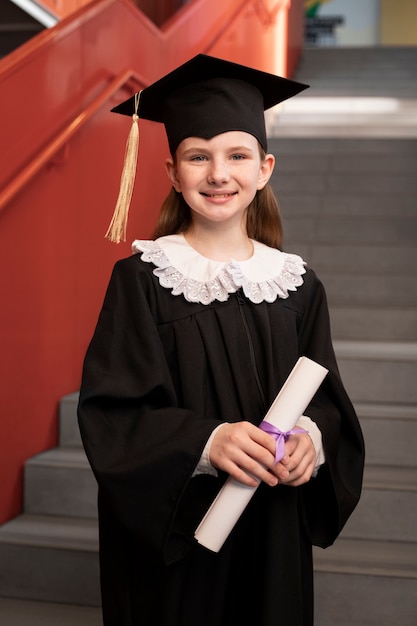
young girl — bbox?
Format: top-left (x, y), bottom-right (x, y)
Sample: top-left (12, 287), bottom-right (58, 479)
top-left (78, 54), bottom-right (364, 626)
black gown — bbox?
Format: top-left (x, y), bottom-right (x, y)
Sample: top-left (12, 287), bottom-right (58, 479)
top-left (78, 242), bottom-right (364, 626)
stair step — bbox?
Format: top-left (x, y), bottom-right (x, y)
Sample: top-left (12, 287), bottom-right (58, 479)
top-left (274, 169), bottom-right (417, 197)
top-left (280, 193), bottom-right (416, 220)
top-left (300, 244), bottom-right (416, 274)
top-left (314, 536), bottom-right (417, 578)
top-left (0, 515), bottom-right (100, 606)
top-left (24, 448), bottom-right (97, 519)
top-left (356, 403), bottom-right (417, 466)
top-left (314, 538), bottom-right (417, 626)
top-left (364, 464), bottom-right (417, 491)
top-left (0, 514), bottom-right (98, 551)
top-left (0, 598), bottom-right (101, 626)
top-left (283, 215), bottom-right (417, 246)
top-left (343, 466), bottom-right (417, 542)
top-left (59, 392), bottom-right (81, 448)
top-left (270, 137), bottom-right (417, 156)
top-left (314, 570), bottom-right (417, 626)
top-left (323, 271), bottom-right (417, 307)
top-left (334, 341), bottom-right (417, 404)
top-left (329, 306), bottom-right (417, 342)
top-left (274, 151), bottom-right (417, 175)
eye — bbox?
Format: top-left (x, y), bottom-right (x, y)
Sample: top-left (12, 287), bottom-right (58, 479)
top-left (230, 154), bottom-right (246, 160)
top-left (190, 154), bottom-right (207, 162)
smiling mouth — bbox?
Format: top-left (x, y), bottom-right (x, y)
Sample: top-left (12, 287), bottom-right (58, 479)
top-left (201, 192), bottom-right (237, 198)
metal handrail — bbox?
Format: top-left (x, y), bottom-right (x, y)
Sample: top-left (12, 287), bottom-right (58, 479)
top-left (254, 0), bottom-right (288, 26)
top-left (0, 68), bottom-right (144, 212)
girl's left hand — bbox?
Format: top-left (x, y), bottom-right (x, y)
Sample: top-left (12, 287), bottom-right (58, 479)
top-left (271, 432), bottom-right (316, 486)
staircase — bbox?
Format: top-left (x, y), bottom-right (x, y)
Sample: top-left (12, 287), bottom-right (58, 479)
top-left (268, 46), bottom-right (417, 626)
top-left (0, 394), bottom-right (101, 610)
top-left (1, 47), bottom-right (417, 624)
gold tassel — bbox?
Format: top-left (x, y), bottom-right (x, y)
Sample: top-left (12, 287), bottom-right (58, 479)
top-left (105, 92), bottom-right (141, 243)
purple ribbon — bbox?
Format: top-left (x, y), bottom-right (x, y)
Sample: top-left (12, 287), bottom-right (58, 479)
top-left (259, 420), bottom-right (307, 464)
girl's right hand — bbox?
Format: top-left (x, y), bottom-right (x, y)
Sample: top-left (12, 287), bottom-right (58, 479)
top-left (209, 421), bottom-right (279, 487)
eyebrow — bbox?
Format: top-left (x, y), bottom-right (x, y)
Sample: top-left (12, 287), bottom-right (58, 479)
top-left (180, 144), bottom-right (256, 157)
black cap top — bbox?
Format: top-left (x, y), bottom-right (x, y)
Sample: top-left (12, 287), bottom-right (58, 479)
top-left (112, 54), bottom-right (308, 154)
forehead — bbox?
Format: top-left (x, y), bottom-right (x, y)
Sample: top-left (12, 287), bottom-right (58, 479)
top-left (176, 130), bottom-right (260, 153)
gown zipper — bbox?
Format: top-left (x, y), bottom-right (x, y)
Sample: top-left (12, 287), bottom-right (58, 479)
top-left (235, 289), bottom-right (267, 413)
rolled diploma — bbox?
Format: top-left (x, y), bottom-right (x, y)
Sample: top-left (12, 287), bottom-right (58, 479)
top-left (194, 356), bottom-right (328, 552)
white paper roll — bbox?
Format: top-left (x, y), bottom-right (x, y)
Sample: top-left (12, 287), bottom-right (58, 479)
top-left (194, 356), bottom-right (328, 552)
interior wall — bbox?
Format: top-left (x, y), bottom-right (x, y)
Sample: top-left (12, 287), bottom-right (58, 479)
top-left (311, 0), bottom-right (380, 46)
top-left (380, 0), bottom-right (417, 45)
top-left (0, 0), bottom-right (305, 525)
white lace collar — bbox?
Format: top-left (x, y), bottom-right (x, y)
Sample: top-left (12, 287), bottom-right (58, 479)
top-left (132, 234), bottom-right (306, 305)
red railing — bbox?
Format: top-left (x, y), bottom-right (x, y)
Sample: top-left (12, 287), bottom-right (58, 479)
top-left (0, 0), bottom-right (304, 523)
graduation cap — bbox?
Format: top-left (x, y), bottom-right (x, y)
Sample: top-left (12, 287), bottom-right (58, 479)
top-left (105, 54), bottom-right (308, 243)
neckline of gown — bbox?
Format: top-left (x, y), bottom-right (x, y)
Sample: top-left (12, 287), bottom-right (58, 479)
top-left (132, 233), bottom-right (306, 305)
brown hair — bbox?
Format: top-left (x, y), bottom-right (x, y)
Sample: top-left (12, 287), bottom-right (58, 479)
top-left (153, 149), bottom-right (283, 249)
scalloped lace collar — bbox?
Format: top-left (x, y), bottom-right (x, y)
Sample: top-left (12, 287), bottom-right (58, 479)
top-left (132, 234), bottom-right (306, 305)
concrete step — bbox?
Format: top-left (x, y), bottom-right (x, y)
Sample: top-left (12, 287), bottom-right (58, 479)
top-left (274, 169), bottom-right (417, 198)
top-left (59, 389), bottom-right (417, 470)
top-left (279, 192), bottom-right (416, 220)
top-left (270, 137), bottom-right (417, 157)
top-left (334, 341), bottom-right (417, 404)
top-left (274, 151), bottom-right (417, 175)
top-left (24, 448), bottom-right (97, 519)
top-left (314, 538), bottom-right (417, 626)
top-left (59, 392), bottom-right (81, 448)
top-left (0, 598), bottom-right (101, 626)
top-left (320, 270), bottom-right (417, 307)
top-left (314, 536), bottom-right (417, 580)
top-left (293, 243), bottom-right (416, 274)
top-left (291, 47), bottom-right (417, 97)
top-left (283, 214), bottom-right (417, 247)
top-left (342, 465), bottom-right (417, 542)
top-left (23, 443), bottom-right (417, 542)
top-left (356, 403), bottom-right (417, 467)
top-left (0, 514), bottom-right (100, 607)
top-left (329, 306), bottom-right (417, 342)
top-left (269, 48), bottom-right (417, 139)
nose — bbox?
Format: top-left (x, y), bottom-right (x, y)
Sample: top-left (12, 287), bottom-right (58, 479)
top-left (207, 157), bottom-right (230, 184)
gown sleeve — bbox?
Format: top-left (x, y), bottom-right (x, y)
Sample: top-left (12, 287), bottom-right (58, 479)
top-left (296, 270), bottom-right (365, 547)
top-left (77, 256), bottom-right (221, 564)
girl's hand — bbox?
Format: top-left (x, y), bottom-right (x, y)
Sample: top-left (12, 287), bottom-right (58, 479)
top-left (271, 432), bottom-right (316, 486)
top-left (209, 421), bottom-right (279, 487)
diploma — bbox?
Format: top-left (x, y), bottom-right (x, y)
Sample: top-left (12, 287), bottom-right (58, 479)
top-left (194, 356), bottom-right (328, 552)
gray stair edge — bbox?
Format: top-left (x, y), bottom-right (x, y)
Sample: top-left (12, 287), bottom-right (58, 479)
top-left (2, 518), bottom-right (415, 580)
top-left (334, 340), bottom-right (417, 361)
top-left (0, 598), bottom-right (102, 626)
top-left (0, 515), bottom-right (98, 552)
top-left (363, 465), bottom-right (417, 492)
top-left (26, 447), bottom-right (417, 492)
top-left (313, 537), bottom-right (417, 579)
top-left (355, 402), bottom-right (417, 421)
top-left (25, 448), bottom-right (89, 469)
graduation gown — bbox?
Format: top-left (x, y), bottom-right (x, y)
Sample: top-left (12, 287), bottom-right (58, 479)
top-left (78, 235), bottom-right (364, 626)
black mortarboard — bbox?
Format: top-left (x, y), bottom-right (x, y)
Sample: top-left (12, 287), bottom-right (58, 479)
top-left (106, 54), bottom-right (308, 242)
top-left (111, 54), bottom-right (308, 155)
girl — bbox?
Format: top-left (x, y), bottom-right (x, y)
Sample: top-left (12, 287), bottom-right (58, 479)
top-left (78, 54), bottom-right (364, 626)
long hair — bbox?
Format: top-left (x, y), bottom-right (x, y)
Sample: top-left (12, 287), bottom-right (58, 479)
top-left (153, 149), bottom-right (283, 249)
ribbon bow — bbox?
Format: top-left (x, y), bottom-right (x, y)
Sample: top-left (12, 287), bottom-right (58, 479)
top-left (259, 421), bottom-right (307, 464)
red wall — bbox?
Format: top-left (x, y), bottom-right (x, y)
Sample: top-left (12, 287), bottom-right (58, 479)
top-left (0, 0), bottom-right (305, 524)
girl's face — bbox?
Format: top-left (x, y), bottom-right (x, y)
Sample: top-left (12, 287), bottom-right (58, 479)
top-left (165, 131), bottom-right (274, 230)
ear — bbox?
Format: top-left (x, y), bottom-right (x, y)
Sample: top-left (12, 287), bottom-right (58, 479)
top-left (165, 158), bottom-right (181, 192)
top-left (257, 153), bottom-right (275, 190)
